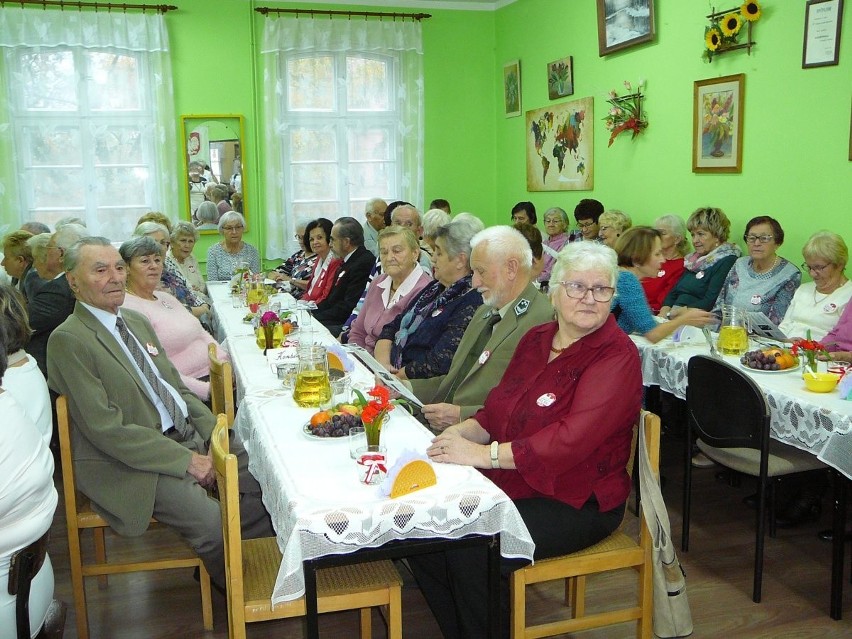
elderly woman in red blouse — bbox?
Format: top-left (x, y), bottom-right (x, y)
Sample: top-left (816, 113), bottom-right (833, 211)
top-left (409, 241), bottom-right (643, 638)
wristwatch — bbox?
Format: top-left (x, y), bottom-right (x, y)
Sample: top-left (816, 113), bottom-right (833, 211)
top-left (490, 441), bottom-right (500, 469)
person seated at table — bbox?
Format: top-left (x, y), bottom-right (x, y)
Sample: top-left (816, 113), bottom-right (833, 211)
top-left (2, 230), bottom-right (43, 300)
top-left (824, 300), bottom-right (852, 362)
top-left (512, 222), bottom-right (546, 285)
top-left (300, 218), bottom-right (341, 305)
top-left (421, 208), bottom-right (451, 256)
top-left (0, 323), bottom-right (59, 639)
top-left (391, 204), bottom-right (436, 273)
top-left (539, 207), bottom-right (571, 291)
top-left (409, 241), bottom-right (643, 637)
top-left (658, 206), bottom-right (741, 319)
top-left (410, 225), bottom-right (554, 432)
top-left (313, 217), bottom-right (375, 336)
top-left (167, 221), bottom-right (210, 305)
top-left (133, 221), bottom-right (210, 321)
top-left (268, 219), bottom-right (318, 300)
top-left (711, 216), bottom-right (801, 327)
top-left (574, 198), bottom-right (603, 242)
top-left (779, 231), bottom-right (851, 341)
top-left (375, 219), bottom-right (483, 380)
top-left (597, 209), bottom-right (632, 248)
top-left (510, 201), bottom-right (537, 225)
top-left (205, 211), bottom-right (261, 281)
top-left (47, 237), bottom-right (272, 591)
top-left (642, 214), bottom-right (689, 313)
top-left (120, 236), bottom-right (227, 401)
top-left (362, 198), bottom-right (388, 258)
top-left (0, 284), bottom-right (52, 445)
top-left (347, 226), bottom-right (431, 354)
top-left (613, 227), bottom-right (714, 343)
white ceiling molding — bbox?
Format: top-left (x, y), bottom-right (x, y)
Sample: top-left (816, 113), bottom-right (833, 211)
top-left (249, 0), bottom-right (518, 12)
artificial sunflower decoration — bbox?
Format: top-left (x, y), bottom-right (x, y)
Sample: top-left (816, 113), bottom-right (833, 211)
top-left (720, 12), bottom-right (742, 37)
top-left (705, 27), bottom-right (722, 51)
top-left (740, 1), bottom-right (761, 22)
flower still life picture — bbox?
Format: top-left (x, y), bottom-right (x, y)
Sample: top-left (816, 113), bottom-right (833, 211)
top-left (504, 60), bottom-right (521, 117)
top-left (693, 73), bottom-right (744, 173)
top-left (526, 97), bottom-right (594, 191)
top-left (547, 56), bottom-right (574, 99)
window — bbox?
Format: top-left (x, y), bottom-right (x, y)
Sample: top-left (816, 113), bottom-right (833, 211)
top-left (280, 52), bottom-right (399, 221)
top-left (6, 47), bottom-right (158, 238)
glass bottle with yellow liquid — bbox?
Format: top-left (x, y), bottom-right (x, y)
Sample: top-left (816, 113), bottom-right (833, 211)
top-left (293, 345), bottom-right (331, 408)
top-left (717, 304), bottom-right (749, 355)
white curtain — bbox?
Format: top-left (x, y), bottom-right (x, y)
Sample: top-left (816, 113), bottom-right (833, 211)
top-left (260, 16), bottom-right (424, 260)
top-left (0, 7), bottom-right (177, 238)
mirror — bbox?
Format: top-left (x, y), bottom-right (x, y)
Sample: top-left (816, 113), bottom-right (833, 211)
top-left (180, 114), bottom-right (246, 234)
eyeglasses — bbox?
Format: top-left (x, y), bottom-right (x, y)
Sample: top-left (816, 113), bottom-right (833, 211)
top-left (801, 262), bottom-right (830, 274)
top-left (559, 281), bottom-right (615, 302)
top-left (744, 234), bottom-right (774, 244)
top-left (577, 221), bottom-right (596, 229)
top-left (222, 225), bottom-right (244, 232)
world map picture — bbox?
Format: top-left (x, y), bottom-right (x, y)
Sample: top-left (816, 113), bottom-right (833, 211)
top-left (526, 97), bottom-right (594, 191)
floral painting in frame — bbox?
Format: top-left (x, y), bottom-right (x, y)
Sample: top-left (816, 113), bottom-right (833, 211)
top-left (596, 0), bottom-right (656, 56)
top-left (504, 60), bottom-right (521, 118)
top-left (693, 74), bottom-right (745, 173)
top-left (526, 97), bottom-right (594, 191)
top-left (547, 56), bottom-right (574, 99)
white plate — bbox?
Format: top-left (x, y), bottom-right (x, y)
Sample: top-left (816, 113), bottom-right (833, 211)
top-left (739, 361), bottom-right (800, 374)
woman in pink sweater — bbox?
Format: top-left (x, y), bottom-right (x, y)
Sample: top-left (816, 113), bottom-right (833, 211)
top-left (119, 236), bottom-right (227, 400)
top-left (348, 226), bottom-right (431, 354)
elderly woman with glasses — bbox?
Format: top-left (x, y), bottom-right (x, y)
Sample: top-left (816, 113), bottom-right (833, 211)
top-left (539, 207), bottom-right (572, 291)
top-left (410, 242), bottom-right (643, 637)
top-left (597, 209), bottom-right (632, 248)
top-left (268, 220), bottom-right (318, 300)
top-left (711, 216), bottom-right (801, 326)
top-left (206, 211), bottom-right (261, 281)
top-left (779, 231), bottom-right (851, 342)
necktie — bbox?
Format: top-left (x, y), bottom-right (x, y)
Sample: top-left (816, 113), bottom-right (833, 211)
top-left (445, 311), bottom-right (502, 400)
top-left (115, 316), bottom-right (187, 437)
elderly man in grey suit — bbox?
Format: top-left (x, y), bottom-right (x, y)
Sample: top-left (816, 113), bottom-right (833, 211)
top-left (47, 237), bottom-right (271, 590)
top-left (409, 225), bottom-right (554, 431)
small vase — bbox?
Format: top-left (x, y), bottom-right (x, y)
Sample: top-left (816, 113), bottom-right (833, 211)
top-left (365, 415), bottom-right (387, 448)
top-left (710, 136), bottom-right (727, 157)
top-left (257, 325), bottom-right (282, 353)
top-left (356, 445), bottom-right (388, 485)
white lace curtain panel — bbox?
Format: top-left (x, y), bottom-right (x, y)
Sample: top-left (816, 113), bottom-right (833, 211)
top-left (0, 7), bottom-right (178, 238)
top-left (260, 16), bottom-right (424, 260)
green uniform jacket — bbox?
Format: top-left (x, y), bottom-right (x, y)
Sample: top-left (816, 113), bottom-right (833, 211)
top-left (47, 303), bottom-right (216, 536)
top-left (409, 282), bottom-right (554, 420)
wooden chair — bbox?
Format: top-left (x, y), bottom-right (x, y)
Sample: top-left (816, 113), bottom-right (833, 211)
top-left (683, 355), bottom-right (826, 603)
top-left (210, 414), bottom-right (403, 639)
top-left (56, 395), bottom-right (213, 639)
top-left (510, 411), bottom-right (658, 639)
top-left (208, 342), bottom-right (235, 425)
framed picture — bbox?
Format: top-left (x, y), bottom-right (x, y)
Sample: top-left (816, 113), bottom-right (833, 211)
top-left (693, 74), bottom-right (745, 174)
top-left (547, 56), bottom-right (574, 100)
top-left (803, 0), bottom-right (844, 68)
top-left (596, 0), bottom-right (656, 56)
top-left (526, 97), bottom-right (594, 191)
top-left (503, 60), bottom-right (521, 118)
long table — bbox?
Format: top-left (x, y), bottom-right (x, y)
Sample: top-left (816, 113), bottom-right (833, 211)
top-left (630, 334), bottom-right (852, 619)
top-left (208, 283), bottom-right (534, 627)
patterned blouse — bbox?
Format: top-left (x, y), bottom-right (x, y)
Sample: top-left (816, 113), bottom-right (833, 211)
top-left (205, 242), bottom-right (261, 281)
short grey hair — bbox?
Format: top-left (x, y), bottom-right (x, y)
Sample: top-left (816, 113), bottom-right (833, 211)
top-left (550, 242), bottom-right (618, 300)
top-left (21, 221), bottom-right (51, 235)
top-left (55, 216), bottom-right (86, 229)
top-left (470, 226), bottom-right (533, 270)
top-left (365, 198), bottom-right (387, 216)
top-left (654, 214), bottom-right (689, 255)
top-left (64, 236), bottom-right (114, 272)
top-left (53, 223), bottom-right (89, 250)
top-left (26, 233), bottom-right (53, 261)
top-left (133, 221), bottom-right (169, 238)
top-left (218, 211), bottom-right (246, 232)
top-left (433, 219), bottom-right (480, 269)
top-left (171, 220), bottom-right (199, 242)
top-left (196, 201), bottom-right (219, 225)
top-left (422, 209), bottom-right (451, 239)
top-left (450, 213), bottom-right (485, 236)
top-left (119, 236), bottom-right (162, 263)
top-left (543, 206), bottom-right (570, 228)
top-left (391, 204), bottom-right (421, 228)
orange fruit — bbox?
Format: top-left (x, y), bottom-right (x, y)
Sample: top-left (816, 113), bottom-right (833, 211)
top-left (310, 411), bottom-right (330, 427)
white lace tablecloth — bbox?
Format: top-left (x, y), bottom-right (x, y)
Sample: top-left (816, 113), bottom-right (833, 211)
top-left (630, 335), bottom-right (852, 479)
top-left (209, 283), bottom-right (534, 603)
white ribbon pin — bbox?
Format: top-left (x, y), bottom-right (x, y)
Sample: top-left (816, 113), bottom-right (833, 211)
top-left (146, 343), bottom-right (159, 356)
top-left (696, 271), bottom-right (705, 280)
top-left (479, 350), bottom-right (491, 365)
top-left (751, 294), bottom-right (762, 305)
top-left (536, 393), bottom-right (556, 407)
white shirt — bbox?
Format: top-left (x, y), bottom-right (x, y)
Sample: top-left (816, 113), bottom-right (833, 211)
top-left (307, 252), bottom-right (334, 296)
top-left (3, 351), bottom-right (52, 446)
top-left (779, 280), bottom-right (852, 341)
top-left (378, 264), bottom-right (425, 308)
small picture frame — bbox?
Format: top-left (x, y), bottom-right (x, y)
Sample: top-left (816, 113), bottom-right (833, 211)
top-left (596, 0), bottom-right (656, 56)
top-left (692, 74), bottom-right (745, 174)
top-left (503, 60), bottom-right (521, 118)
top-left (803, 0), bottom-right (844, 68)
top-left (547, 57), bottom-right (574, 100)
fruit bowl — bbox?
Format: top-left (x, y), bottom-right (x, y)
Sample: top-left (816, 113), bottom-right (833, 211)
top-left (304, 405), bottom-right (363, 439)
top-left (803, 372), bottom-right (840, 393)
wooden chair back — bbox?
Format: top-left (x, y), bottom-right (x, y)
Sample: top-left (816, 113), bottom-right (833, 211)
top-left (208, 342), bottom-right (235, 425)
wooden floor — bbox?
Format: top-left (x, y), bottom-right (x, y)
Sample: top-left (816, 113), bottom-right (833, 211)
top-left (47, 433), bottom-right (852, 638)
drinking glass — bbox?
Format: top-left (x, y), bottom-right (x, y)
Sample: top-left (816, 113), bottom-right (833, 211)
top-left (348, 426), bottom-right (366, 459)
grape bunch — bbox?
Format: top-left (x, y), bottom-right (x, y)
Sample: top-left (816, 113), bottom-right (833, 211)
top-left (740, 349), bottom-right (781, 371)
top-left (308, 413), bottom-right (363, 438)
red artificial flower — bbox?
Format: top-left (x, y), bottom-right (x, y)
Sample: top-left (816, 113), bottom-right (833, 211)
top-left (369, 385), bottom-right (391, 406)
top-left (361, 403), bottom-right (381, 425)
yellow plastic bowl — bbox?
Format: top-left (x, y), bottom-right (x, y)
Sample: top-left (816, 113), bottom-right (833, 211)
top-left (803, 372), bottom-right (841, 393)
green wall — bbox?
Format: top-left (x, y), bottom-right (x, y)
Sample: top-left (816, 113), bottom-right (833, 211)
top-left (493, 0), bottom-right (851, 267)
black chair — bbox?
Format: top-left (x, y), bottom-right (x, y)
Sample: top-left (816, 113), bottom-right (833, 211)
top-left (682, 355), bottom-right (826, 603)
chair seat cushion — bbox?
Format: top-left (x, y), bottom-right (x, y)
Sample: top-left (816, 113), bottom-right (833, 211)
top-left (697, 439), bottom-right (826, 477)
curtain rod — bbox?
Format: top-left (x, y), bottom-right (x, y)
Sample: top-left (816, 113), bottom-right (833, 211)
top-left (1, 0), bottom-right (177, 12)
top-left (255, 7), bottom-right (431, 21)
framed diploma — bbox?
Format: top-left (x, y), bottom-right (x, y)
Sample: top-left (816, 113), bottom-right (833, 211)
top-left (803, 0), bottom-right (844, 68)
